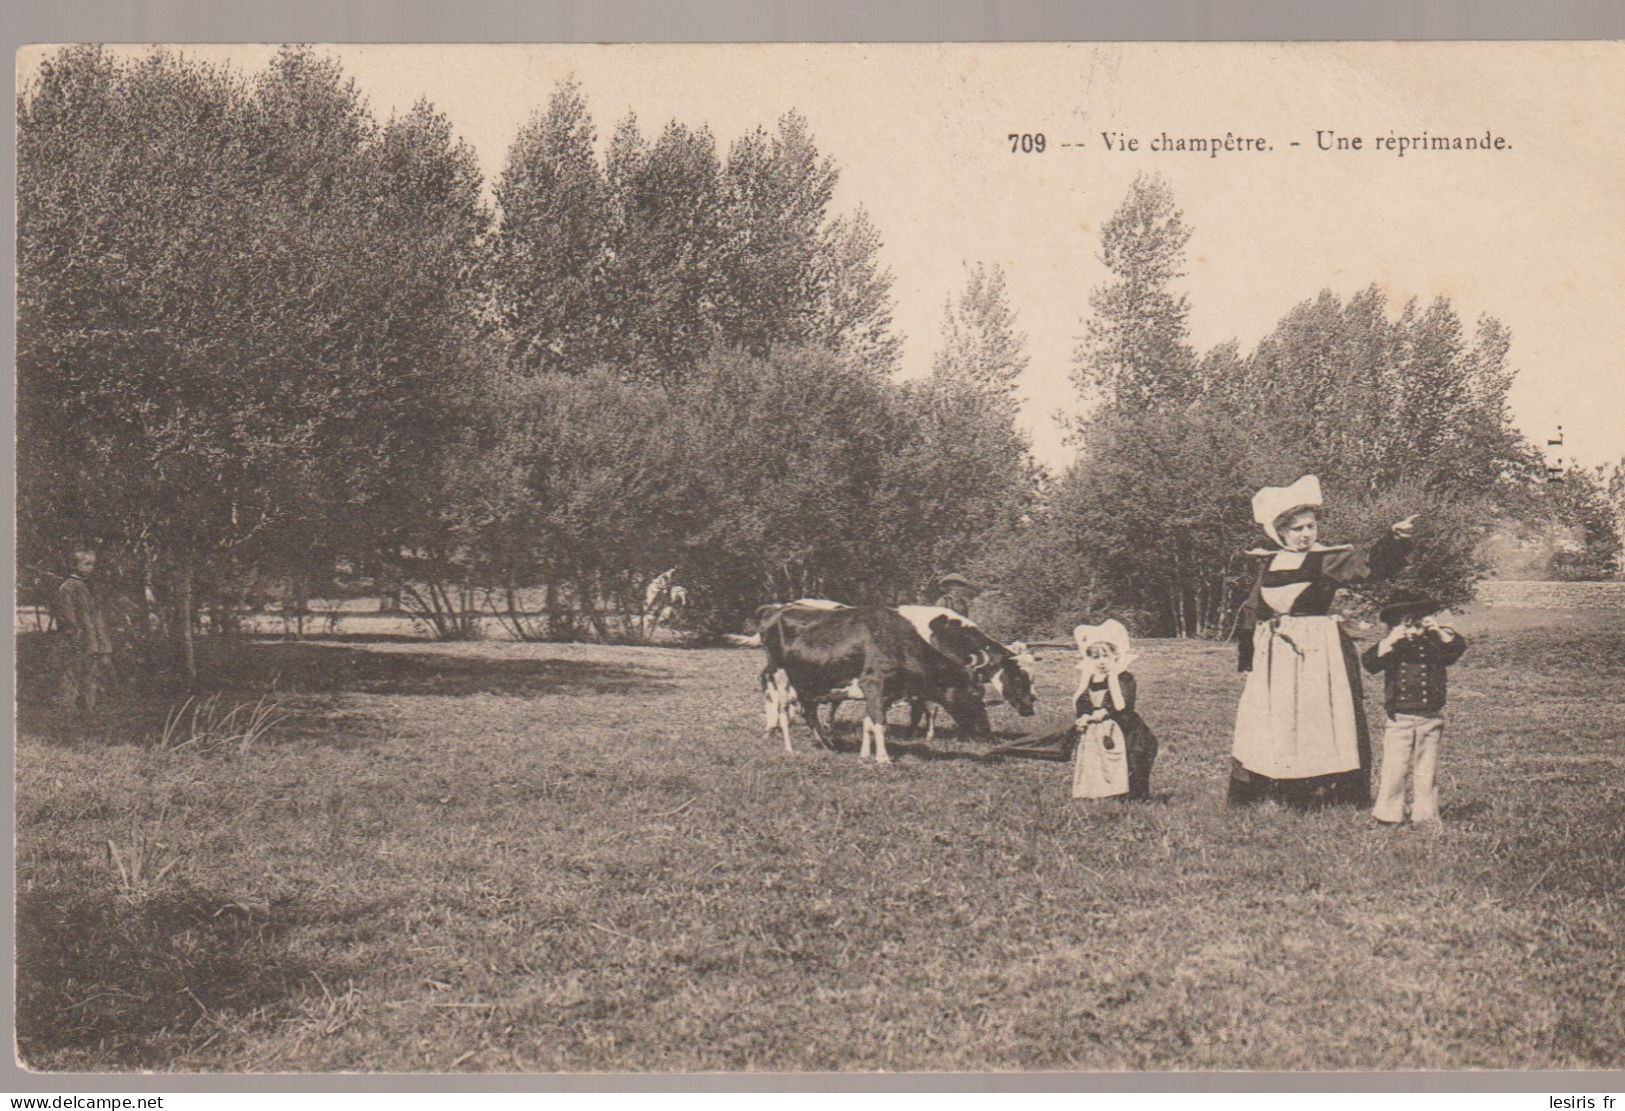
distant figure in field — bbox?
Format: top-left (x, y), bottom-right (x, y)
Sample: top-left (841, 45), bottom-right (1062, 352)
top-left (642, 568), bottom-right (689, 638)
top-left (52, 546), bottom-right (116, 712)
top-left (1362, 592), bottom-right (1468, 826)
top-left (931, 573), bottom-right (978, 618)
top-left (1230, 475), bottom-right (1416, 809)
top-left (1070, 619), bottom-right (1158, 803)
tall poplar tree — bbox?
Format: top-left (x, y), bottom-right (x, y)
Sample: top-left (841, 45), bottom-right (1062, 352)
top-left (1070, 173), bottom-right (1197, 415)
top-left (489, 79), bottom-right (611, 375)
top-left (889, 263), bottom-right (1040, 596)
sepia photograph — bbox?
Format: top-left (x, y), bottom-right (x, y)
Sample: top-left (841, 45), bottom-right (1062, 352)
top-left (11, 40), bottom-right (1625, 1076)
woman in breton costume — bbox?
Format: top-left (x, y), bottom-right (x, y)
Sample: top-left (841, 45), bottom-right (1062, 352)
top-left (1229, 475), bottom-right (1416, 809)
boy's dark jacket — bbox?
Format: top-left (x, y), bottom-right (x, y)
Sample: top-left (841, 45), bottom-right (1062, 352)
top-left (1360, 630), bottom-right (1467, 714)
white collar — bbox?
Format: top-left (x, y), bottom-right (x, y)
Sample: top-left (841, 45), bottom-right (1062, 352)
top-left (1245, 543), bottom-right (1354, 558)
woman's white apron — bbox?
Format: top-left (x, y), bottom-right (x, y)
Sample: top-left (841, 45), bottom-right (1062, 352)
top-left (1232, 613), bottom-right (1360, 780)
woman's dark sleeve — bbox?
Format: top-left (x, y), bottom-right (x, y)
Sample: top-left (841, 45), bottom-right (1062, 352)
top-left (1111, 673), bottom-right (1137, 715)
top-left (1321, 533), bottom-right (1412, 585)
top-left (1438, 632), bottom-right (1468, 665)
top-left (1236, 577), bottom-right (1261, 673)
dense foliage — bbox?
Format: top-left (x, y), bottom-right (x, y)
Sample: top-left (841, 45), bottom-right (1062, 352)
top-left (18, 47), bottom-right (489, 672)
top-left (17, 46), bottom-right (1036, 666)
top-left (1004, 175), bottom-right (1554, 638)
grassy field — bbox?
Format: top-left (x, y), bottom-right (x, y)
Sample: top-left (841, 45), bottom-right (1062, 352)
top-left (14, 593), bottom-right (1625, 1073)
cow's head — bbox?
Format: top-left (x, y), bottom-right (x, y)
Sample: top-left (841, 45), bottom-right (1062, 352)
top-left (939, 676), bottom-right (994, 741)
top-left (988, 653), bottom-right (1037, 716)
top-left (965, 641), bottom-right (1038, 718)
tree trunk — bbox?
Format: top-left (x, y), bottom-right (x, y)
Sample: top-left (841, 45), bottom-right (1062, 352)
top-left (142, 556), bottom-right (161, 638)
top-left (585, 577), bottom-right (610, 641)
top-left (175, 556), bottom-right (197, 686)
top-left (503, 569), bottom-right (534, 643)
top-left (427, 573), bottom-right (453, 639)
top-left (461, 573), bottom-right (477, 639)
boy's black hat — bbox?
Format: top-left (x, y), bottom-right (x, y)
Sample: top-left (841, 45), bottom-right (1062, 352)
top-left (1379, 590), bottom-right (1441, 625)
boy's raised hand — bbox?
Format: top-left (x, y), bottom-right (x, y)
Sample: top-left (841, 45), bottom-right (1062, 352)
top-left (1423, 615), bottom-right (1457, 641)
top-left (1392, 514), bottom-right (1418, 538)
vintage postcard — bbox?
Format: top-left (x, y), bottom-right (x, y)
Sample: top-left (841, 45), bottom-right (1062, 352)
top-left (13, 41), bottom-right (1624, 1076)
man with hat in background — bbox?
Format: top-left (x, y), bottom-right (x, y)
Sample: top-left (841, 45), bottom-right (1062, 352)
top-left (1361, 591), bottom-right (1468, 825)
top-left (52, 545), bottom-right (116, 713)
top-left (931, 573), bottom-right (979, 618)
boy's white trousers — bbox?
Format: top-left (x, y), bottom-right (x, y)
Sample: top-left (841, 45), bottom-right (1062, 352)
top-left (1374, 711), bottom-right (1445, 823)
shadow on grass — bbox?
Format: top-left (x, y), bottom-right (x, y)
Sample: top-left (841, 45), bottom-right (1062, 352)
top-left (15, 636), bottom-right (680, 759)
top-left (16, 881), bottom-right (377, 1070)
top-left (228, 641), bottom-right (678, 700)
top-left (16, 634), bottom-right (677, 714)
top-left (812, 722), bottom-right (1039, 763)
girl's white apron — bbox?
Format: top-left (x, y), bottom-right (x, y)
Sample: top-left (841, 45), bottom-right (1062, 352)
top-left (1073, 684), bottom-right (1129, 799)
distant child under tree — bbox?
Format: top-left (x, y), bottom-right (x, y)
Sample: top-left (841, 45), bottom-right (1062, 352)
top-left (52, 546), bottom-right (115, 713)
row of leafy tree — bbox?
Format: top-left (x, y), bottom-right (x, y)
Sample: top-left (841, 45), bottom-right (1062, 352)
top-left (18, 48), bottom-right (1620, 680)
top-left (985, 176), bottom-right (1623, 637)
top-left (17, 46), bottom-right (1035, 677)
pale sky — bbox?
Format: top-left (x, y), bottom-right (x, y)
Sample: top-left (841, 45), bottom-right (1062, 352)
top-left (19, 42), bottom-right (1625, 472)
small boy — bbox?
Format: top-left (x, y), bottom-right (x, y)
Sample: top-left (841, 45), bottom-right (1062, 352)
top-left (1361, 592), bottom-right (1468, 825)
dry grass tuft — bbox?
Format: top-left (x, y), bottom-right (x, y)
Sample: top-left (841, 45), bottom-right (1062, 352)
top-left (155, 693), bottom-right (291, 755)
top-left (105, 802), bottom-right (179, 901)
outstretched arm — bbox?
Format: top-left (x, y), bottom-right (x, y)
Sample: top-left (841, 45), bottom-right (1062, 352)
top-left (1322, 525), bottom-right (1414, 585)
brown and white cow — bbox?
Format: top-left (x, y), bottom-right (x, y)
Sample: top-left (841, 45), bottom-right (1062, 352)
top-left (755, 605), bottom-right (991, 762)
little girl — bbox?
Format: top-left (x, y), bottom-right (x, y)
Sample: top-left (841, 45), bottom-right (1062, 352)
top-left (1071, 620), bottom-right (1158, 802)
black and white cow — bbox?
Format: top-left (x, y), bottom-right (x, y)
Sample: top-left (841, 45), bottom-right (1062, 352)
top-left (894, 605), bottom-right (1038, 737)
top-left (753, 598), bottom-right (1035, 746)
top-left (756, 604), bottom-right (991, 762)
